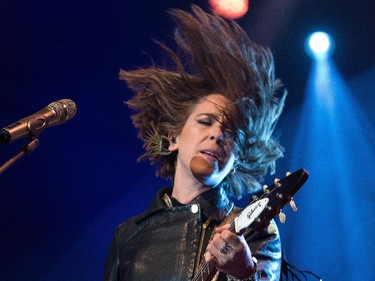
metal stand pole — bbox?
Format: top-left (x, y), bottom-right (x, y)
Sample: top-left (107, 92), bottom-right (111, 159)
top-left (0, 139), bottom-right (40, 175)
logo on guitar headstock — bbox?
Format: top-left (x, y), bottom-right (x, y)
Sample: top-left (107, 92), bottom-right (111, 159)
top-left (235, 198), bottom-right (269, 233)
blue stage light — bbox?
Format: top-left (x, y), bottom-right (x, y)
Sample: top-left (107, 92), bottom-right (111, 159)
top-left (305, 31), bottom-right (334, 59)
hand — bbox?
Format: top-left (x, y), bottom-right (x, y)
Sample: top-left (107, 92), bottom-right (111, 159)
top-left (204, 224), bottom-right (255, 279)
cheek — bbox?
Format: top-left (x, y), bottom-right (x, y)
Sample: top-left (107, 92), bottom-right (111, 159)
top-left (180, 126), bottom-right (203, 144)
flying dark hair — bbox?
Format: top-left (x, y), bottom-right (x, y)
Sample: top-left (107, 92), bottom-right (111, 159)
top-left (120, 5), bottom-right (286, 198)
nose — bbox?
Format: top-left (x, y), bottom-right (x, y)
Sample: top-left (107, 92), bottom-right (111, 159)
top-left (209, 125), bottom-right (225, 143)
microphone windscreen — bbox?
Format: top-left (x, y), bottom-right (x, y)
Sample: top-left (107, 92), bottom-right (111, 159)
top-left (47, 99), bottom-right (77, 125)
top-left (190, 156), bottom-right (214, 182)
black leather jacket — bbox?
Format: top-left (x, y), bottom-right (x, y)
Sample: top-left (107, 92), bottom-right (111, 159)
top-left (103, 187), bottom-right (282, 281)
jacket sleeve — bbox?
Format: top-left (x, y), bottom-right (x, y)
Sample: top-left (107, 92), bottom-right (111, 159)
top-left (245, 219), bottom-right (282, 281)
top-left (102, 232), bottom-right (120, 281)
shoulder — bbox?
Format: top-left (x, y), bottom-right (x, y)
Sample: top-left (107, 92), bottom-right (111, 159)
top-left (113, 213), bottom-right (144, 242)
top-left (114, 188), bottom-right (172, 243)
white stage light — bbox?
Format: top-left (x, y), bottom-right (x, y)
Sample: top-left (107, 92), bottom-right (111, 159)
top-left (305, 31), bottom-right (334, 59)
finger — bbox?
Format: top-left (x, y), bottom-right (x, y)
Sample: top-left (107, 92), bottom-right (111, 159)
top-left (212, 238), bottom-right (234, 257)
top-left (214, 223), bottom-right (231, 233)
top-left (221, 230), bottom-right (244, 247)
top-left (206, 239), bottom-right (233, 267)
top-left (204, 250), bottom-right (218, 267)
top-left (207, 235), bottom-right (225, 257)
top-left (214, 225), bottom-right (243, 249)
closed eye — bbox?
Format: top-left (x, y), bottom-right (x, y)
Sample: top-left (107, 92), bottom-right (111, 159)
top-left (197, 119), bottom-right (213, 126)
top-left (196, 113), bottom-right (219, 126)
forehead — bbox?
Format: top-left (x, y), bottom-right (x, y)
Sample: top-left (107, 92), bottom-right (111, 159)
top-left (193, 94), bottom-right (231, 114)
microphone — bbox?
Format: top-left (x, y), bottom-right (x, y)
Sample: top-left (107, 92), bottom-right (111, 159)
top-left (190, 155), bottom-right (214, 182)
top-left (0, 99), bottom-right (77, 144)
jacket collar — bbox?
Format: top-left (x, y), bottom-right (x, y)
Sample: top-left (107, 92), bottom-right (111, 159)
top-left (136, 187), bottom-right (234, 224)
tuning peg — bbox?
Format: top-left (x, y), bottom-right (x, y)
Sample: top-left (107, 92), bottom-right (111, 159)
top-left (267, 224), bottom-right (277, 234)
top-left (274, 178), bottom-right (281, 187)
top-left (279, 210), bottom-right (286, 223)
top-left (286, 171), bottom-right (292, 176)
top-left (289, 198), bottom-right (297, 212)
top-left (263, 185), bottom-right (269, 193)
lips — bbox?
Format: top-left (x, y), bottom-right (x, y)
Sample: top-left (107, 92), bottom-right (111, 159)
top-left (200, 149), bottom-right (223, 162)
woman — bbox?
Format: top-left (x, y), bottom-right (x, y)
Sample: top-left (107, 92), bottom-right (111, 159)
top-left (103, 5), bottom-right (286, 281)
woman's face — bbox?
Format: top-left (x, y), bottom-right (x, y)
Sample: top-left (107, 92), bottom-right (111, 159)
top-left (169, 94), bottom-right (236, 187)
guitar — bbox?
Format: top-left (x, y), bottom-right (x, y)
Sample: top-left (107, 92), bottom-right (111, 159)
top-left (192, 169), bottom-right (309, 281)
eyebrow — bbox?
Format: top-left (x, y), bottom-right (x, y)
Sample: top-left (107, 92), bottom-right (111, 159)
top-left (197, 113), bottom-right (219, 118)
top-left (196, 113), bottom-right (225, 125)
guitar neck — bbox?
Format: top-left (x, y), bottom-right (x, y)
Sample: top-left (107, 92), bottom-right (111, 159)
top-left (192, 260), bottom-right (217, 281)
top-left (192, 169), bottom-right (309, 281)
top-left (192, 226), bottom-right (233, 281)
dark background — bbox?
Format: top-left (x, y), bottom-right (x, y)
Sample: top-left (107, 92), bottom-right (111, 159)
top-left (0, 1), bottom-right (374, 280)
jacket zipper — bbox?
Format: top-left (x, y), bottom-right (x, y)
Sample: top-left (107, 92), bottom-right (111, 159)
top-left (194, 216), bottom-right (213, 275)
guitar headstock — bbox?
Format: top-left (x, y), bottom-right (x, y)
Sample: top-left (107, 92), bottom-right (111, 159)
top-left (234, 169), bottom-right (309, 234)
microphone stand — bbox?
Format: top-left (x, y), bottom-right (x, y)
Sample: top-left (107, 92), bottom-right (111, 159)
top-left (0, 138), bottom-right (40, 175)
